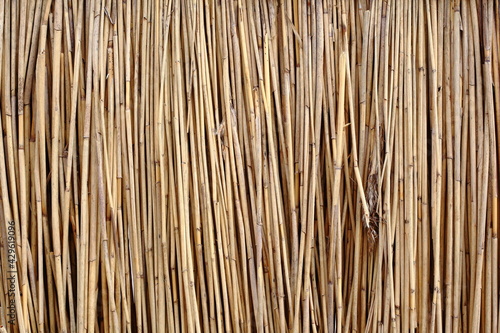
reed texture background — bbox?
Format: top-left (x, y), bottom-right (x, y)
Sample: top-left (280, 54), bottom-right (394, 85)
top-left (0, 0), bottom-right (499, 332)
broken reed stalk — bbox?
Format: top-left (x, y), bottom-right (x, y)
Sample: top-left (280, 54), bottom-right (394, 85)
top-left (0, 0), bottom-right (499, 332)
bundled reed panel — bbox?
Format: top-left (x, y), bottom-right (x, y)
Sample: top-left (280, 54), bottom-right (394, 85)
top-left (0, 0), bottom-right (499, 332)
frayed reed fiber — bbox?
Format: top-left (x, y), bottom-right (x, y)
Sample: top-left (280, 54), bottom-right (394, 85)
top-left (0, 0), bottom-right (499, 332)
